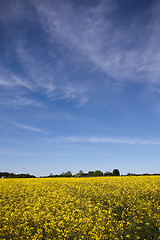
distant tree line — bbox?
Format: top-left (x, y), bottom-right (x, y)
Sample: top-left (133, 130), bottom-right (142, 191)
top-left (0, 172), bottom-right (36, 178)
top-left (48, 169), bottom-right (120, 178)
top-left (47, 170), bottom-right (160, 178)
top-left (1, 170), bottom-right (120, 179)
top-left (1, 170), bottom-right (159, 178)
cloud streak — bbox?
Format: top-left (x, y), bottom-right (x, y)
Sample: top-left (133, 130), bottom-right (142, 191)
top-left (43, 136), bottom-right (160, 145)
top-left (0, 41), bottom-right (90, 106)
top-left (0, 93), bottom-right (43, 107)
top-left (13, 122), bottom-right (47, 133)
top-left (0, 67), bottom-right (34, 91)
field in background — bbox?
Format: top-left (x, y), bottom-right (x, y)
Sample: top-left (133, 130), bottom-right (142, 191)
top-left (1, 176), bottom-right (160, 239)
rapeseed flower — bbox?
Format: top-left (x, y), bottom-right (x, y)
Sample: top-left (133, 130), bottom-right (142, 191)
top-left (1, 176), bottom-right (160, 239)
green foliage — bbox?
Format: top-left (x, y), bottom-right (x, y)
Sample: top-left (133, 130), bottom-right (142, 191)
top-left (113, 169), bottom-right (120, 176)
top-left (0, 172), bottom-right (36, 178)
top-left (88, 170), bottom-right (103, 176)
top-left (61, 171), bottom-right (72, 177)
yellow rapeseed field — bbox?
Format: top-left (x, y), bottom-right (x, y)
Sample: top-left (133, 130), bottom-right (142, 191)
top-left (1, 176), bottom-right (160, 239)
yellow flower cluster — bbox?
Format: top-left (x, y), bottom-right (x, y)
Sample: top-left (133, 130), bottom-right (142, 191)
top-left (1, 176), bottom-right (160, 239)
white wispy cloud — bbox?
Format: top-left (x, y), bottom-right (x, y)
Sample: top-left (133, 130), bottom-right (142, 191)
top-left (0, 58), bottom-right (89, 106)
top-left (15, 44), bottom-right (55, 94)
top-left (0, 0), bottom-right (35, 23)
top-left (13, 122), bottom-right (47, 133)
top-left (0, 94), bottom-right (43, 107)
top-left (33, 0), bottom-right (160, 86)
top-left (1, 0), bottom-right (160, 108)
top-left (43, 136), bottom-right (160, 145)
top-left (14, 41), bottom-right (91, 105)
top-left (0, 149), bottom-right (31, 156)
top-left (0, 67), bottom-right (42, 107)
top-left (0, 67), bottom-right (34, 91)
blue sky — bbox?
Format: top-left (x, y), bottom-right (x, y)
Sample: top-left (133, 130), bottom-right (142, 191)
top-left (0, 0), bottom-right (160, 176)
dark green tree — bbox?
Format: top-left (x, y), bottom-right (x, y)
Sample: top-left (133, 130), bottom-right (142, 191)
top-left (95, 170), bottom-right (103, 176)
top-left (61, 171), bottom-right (72, 177)
top-left (113, 169), bottom-right (120, 176)
top-left (88, 170), bottom-right (103, 176)
top-left (104, 171), bottom-right (112, 176)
